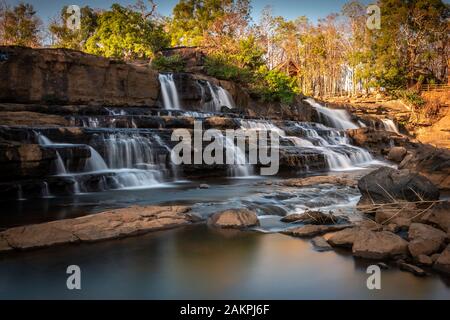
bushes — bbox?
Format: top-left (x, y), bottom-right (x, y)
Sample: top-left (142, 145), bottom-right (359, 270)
top-left (391, 89), bottom-right (425, 107)
top-left (254, 67), bottom-right (299, 104)
top-left (205, 55), bottom-right (254, 84)
top-left (151, 54), bottom-right (186, 73)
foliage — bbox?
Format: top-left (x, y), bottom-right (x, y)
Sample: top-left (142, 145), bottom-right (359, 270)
top-left (254, 67), bottom-right (299, 104)
top-left (85, 4), bottom-right (170, 60)
top-left (151, 54), bottom-right (186, 72)
top-left (204, 54), bottom-right (254, 83)
top-left (49, 6), bottom-right (98, 51)
top-left (0, 2), bottom-right (42, 47)
top-left (391, 89), bottom-right (425, 107)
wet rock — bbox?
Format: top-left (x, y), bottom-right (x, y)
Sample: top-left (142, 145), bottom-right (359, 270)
top-left (208, 209), bottom-right (259, 229)
top-left (399, 262), bottom-right (427, 277)
top-left (416, 255), bottom-right (433, 266)
top-left (407, 223), bottom-right (447, 257)
top-left (199, 184), bottom-right (210, 189)
top-left (352, 230), bottom-right (409, 260)
top-left (278, 147), bottom-right (327, 171)
top-left (0, 206), bottom-right (194, 252)
top-left (358, 167), bottom-right (440, 205)
top-left (282, 224), bottom-right (353, 238)
top-left (347, 127), bottom-right (408, 155)
top-left (311, 236), bottom-right (333, 251)
top-left (433, 244), bottom-right (450, 275)
top-left (386, 147), bottom-right (407, 163)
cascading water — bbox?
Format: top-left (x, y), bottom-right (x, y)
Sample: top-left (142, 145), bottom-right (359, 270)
top-left (203, 81), bottom-right (235, 112)
top-left (159, 73), bottom-right (182, 110)
top-left (36, 132), bottom-right (67, 175)
top-left (305, 98), bottom-right (359, 130)
top-left (381, 119), bottom-right (399, 133)
top-left (239, 119), bottom-right (373, 171)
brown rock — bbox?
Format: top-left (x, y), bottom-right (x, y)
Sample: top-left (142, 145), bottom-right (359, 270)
top-left (433, 244), bottom-right (450, 275)
top-left (420, 201), bottom-right (450, 233)
top-left (352, 231), bottom-right (409, 260)
top-left (407, 223), bottom-right (446, 257)
top-left (281, 175), bottom-right (357, 188)
top-left (282, 224), bottom-right (353, 238)
top-left (399, 262), bottom-right (427, 277)
top-left (416, 255), bottom-right (433, 266)
top-left (386, 147), bottom-right (407, 163)
top-left (0, 111), bottom-right (68, 127)
top-left (311, 236), bottom-right (333, 251)
top-left (327, 227), bottom-right (361, 248)
top-left (0, 46), bottom-right (159, 106)
top-left (280, 211), bottom-right (348, 225)
top-left (0, 205), bottom-right (194, 252)
top-left (208, 209), bottom-right (259, 229)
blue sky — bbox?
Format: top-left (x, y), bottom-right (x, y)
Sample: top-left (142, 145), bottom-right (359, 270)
top-left (8, 0), bottom-right (371, 24)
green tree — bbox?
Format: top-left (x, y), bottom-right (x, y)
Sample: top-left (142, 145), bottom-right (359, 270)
top-left (49, 6), bottom-right (98, 51)
top-left (85, 4), bottom-right (169, 60)
top-left (0, 2), bottom-right (42, 47)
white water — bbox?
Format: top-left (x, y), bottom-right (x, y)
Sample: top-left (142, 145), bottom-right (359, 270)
top-left (239, 119), bottom-right (373, 171)
top-left (382, 119), bottom-right (399, 133)
top-left (204, 82), bottom-right (235, 112)
top-left (36, 133), bottom-right (68, 175)
top-left (159, 74), bottom-right (182, 110)
top-left (305, 98), bottom-right (359, 130)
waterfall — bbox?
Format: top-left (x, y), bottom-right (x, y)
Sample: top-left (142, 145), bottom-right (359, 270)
top-left (381, 119), bottom-right (399, 133)
top-left (84, 146), bottom-right (108, 172)
top-left (223, 135), bottom-right (252, 177)
top-left (203, 81), bottom-right (235, 112)
top-left (305, 98), bottom-right (359, 130)
top-left (239, 119), bottom-right (373, 171)
top-left (36, 132), bottom-right (68, 175)
top-left (159, 73), bottom-right (181, 110)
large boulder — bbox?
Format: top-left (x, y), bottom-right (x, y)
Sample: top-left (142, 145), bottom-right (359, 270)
top-left (0, 46), bottom-right (159, 106)
top-left (407, 223), bottom-right (447, 257)
top-left (352, 230), bottom-right (409, 260)
top-left (208, 209), bottom-right (259, 229)
top-left (399, 144), bottom-right (450, 191)
top-left (0, 205), bottom-right (194, 251)
top-left (358, 167), bottom-right (440, 205)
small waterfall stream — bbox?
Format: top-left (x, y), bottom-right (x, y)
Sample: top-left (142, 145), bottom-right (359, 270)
top-left (305, 98), bottom-right (359, 130)
top-left (381, 119), bottom-right (400, 133)
top-left (159, 73), bottom-right (182, 110)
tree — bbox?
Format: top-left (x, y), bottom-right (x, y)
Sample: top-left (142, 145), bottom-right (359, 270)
top-left (85, 4), bottom-right (170, 60)
top-left (49, 6), bottom-right (99, 51)
top-left (0, 1), bottom-right (42, 47)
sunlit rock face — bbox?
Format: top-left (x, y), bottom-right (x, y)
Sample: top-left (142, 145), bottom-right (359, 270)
top-left (0, 46), bottom-right (160, 106)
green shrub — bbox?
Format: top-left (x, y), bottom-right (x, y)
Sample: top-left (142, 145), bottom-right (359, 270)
top-left (254, 67), bottom-right (299, 104)
top-left (151, 54), bottom-right (186, 72)
top-left (391, 89), bottom-right (425, 107)
top-left (204, 55), bottom-right (254, 83)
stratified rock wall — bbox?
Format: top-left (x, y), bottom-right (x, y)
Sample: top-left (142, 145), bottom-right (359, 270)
top-left (0, 46), bottom-right (160, 106)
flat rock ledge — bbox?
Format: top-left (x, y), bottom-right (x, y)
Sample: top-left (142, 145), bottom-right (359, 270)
top-left (0, 205), bottom-right (198, 253)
